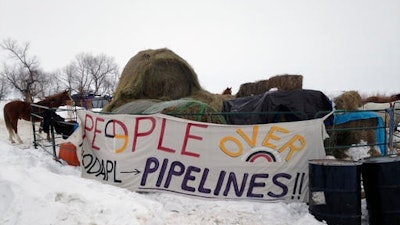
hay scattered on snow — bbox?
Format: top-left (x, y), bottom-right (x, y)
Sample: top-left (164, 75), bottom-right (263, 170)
top-left (105, 48), bottom-right (201, 112)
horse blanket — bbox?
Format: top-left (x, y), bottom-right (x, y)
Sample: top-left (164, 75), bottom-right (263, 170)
top-left (41, 110), bottom-right (78, 139)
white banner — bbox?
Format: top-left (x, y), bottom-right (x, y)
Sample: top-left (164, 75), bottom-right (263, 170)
top-left (76, 111), bottom-right (328, 202)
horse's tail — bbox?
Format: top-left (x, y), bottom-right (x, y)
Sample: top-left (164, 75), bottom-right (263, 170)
top-left (4, 105), bottom-right (13, 133)
top-left (4, 105), bottom-right (11, 131)
top-left (3, 103), bottom-right (18, 143)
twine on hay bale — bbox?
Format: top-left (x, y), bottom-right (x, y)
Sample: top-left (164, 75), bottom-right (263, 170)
top-left (235, 74), bottom-right (303, 97)
top-left (104, 48), bottom-right (201, 112)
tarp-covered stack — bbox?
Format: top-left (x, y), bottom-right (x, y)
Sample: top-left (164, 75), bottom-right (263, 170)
top-left (223, 89), bottom-right (333, 125)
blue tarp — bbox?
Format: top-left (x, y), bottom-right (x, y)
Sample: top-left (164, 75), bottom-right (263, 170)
top-left (334, 112), bottom-right (386, 155)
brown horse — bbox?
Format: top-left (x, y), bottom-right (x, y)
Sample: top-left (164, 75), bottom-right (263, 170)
top-left (3, 90), bottom-right (72, 144)
top-left (363, 93), bottom-right (400, 104)
top-left (222, 87), bottom-right (232, 95)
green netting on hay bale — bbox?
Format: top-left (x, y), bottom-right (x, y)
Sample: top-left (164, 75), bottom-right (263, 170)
top-left (143, 99), bottom-right (227, 124)
top-left (111, 99), bottom-right (161, 114)
top-left (104, 48), bottom-right (202, 112)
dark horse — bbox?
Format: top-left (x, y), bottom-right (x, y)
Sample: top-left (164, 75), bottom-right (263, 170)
top-left (222, 87), bottom-right (232, 95)
top-left (3, 90), bottom-right (72, 144)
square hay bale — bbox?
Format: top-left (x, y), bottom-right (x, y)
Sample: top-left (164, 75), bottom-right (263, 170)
top-left (267, 74), bottom-right (303, 91)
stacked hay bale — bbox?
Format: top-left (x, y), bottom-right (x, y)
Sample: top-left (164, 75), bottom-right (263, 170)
top-left (104, 48), bottom-right (232, 123)
top-left (236, 74), bottom-right (303, 97)
top-left (236, 82), bottom-right (259, 97)
top-left (267, 74), bottom-right (303, 91)
top-left (327, 91), bottom-right (381, 159)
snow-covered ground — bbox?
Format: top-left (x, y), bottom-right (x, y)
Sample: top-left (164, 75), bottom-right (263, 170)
top-left (0, 100), bottom-right (373, 225)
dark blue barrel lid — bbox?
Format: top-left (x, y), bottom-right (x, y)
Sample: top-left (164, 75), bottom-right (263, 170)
top-left (362, 154), bottom-right (400, 164)
top-left (309, 159), bottom-right (362, 166)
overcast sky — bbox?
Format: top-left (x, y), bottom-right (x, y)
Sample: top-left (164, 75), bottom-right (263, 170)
top-left (1, 0), bottom-right (399, 95)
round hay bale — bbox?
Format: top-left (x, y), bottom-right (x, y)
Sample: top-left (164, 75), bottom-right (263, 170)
top-left (143, 99), bottom-right (227, 124)
top-left (334, 91), bottom-right (363, 110)
top-left (267, 74), bottom-right (303, 91)
top-left (104, 48), bottom-right (201, 112)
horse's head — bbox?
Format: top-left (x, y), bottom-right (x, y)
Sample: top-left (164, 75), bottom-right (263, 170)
top-left (39, 89), bottom-right (73, 108)
top-left (222, 87), bottom-right (232, 95)
top-left (390, 93), bottom-right (400, 102)
top-left (61, 89), bottom-right (72, 102)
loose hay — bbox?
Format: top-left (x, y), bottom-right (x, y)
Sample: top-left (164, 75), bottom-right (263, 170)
top-left (333, 91), bottom-right (363, 111)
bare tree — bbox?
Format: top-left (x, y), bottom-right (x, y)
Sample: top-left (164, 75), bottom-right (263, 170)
top-left (0, 38), bottom-right (48, 102)
top-left (0, 74), bottom-right (9, 100)
top-left (88, 53), bottom-right (119, 95)
top-left (63, 52), bottom-right (119, 96)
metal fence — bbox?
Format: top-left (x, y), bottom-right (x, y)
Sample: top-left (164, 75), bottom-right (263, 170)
top-left (31, 101), bottom-right (400, 161)
top-left (30, 104), bottom-right (78, 161)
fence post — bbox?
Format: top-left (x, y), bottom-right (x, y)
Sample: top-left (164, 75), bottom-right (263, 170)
top-left (386, 107), bottom-right (395, 155)
top-left (30, 104), bottom-right (38, 149)
top-left (49, 109), bottom-right (58, 160)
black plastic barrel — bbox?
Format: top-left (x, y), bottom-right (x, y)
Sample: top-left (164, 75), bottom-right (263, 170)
top-left (361, 155), bottom-right (400, 225)
top-left (309, 159), bottom-right (362, 225)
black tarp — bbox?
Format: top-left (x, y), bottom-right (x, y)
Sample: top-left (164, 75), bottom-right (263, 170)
top-left (222, 89), bottom-right (333, 125)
